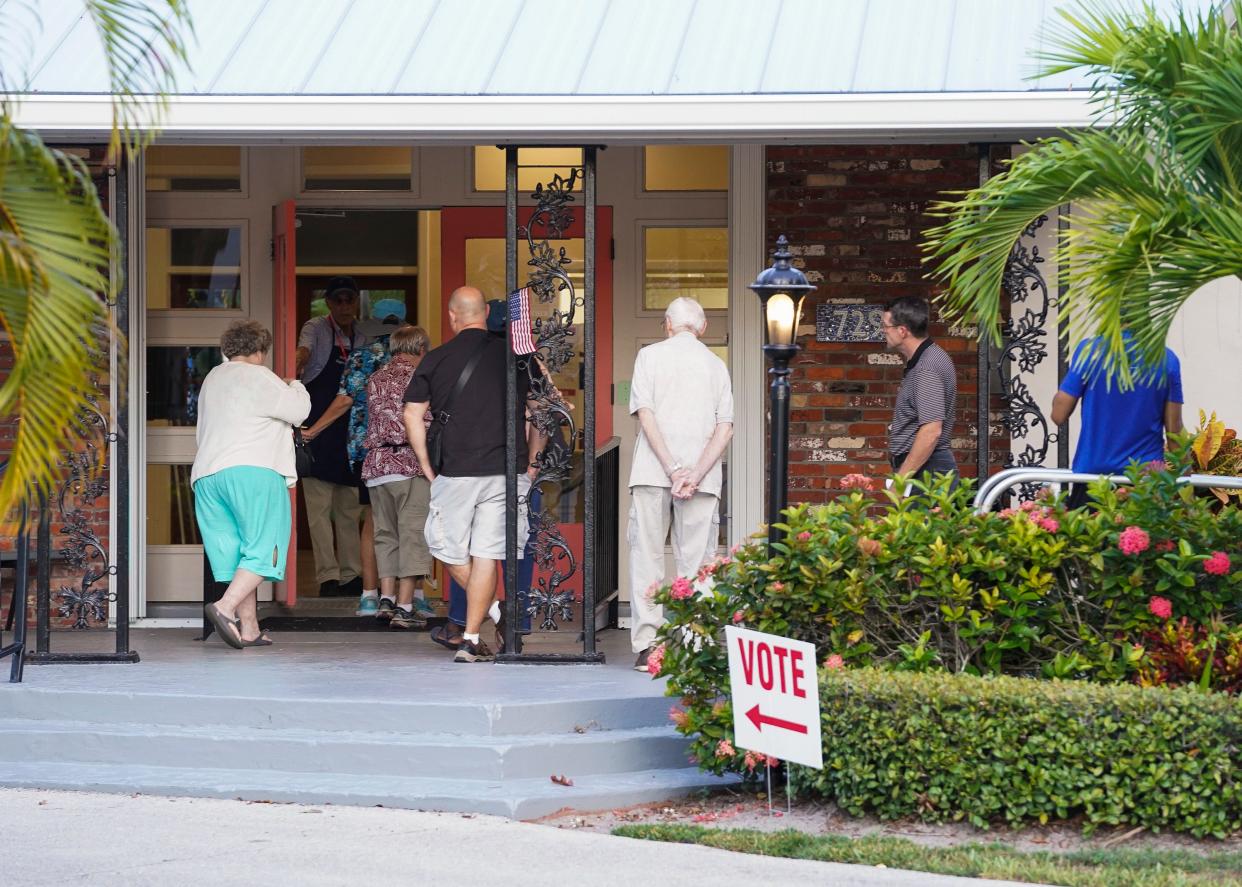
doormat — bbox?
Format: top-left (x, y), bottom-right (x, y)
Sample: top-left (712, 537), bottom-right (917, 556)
top-left (257, 616), bottom-right (446, 632)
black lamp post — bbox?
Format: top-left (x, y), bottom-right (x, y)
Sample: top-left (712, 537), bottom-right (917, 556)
top-left (749, 235), bottom-right (817, 552)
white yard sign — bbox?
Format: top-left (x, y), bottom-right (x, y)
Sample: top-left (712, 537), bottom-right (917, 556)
top-left (725, 625), bottom-right (823, 769)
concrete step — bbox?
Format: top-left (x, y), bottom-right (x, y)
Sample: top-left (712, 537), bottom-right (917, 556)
top-left (0, 717), bottom-right (693, 780)
top-left (0, 687), bottom-right (670, 736)
top-left (0, 759), bottom-right (739, 820)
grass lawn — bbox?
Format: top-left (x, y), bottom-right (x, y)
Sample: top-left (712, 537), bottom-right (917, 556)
top-left (612, 824), bottom-right (1242, 886)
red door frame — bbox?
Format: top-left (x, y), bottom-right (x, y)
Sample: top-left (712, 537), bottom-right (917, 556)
top-left (439, 207), bottom-right (613, 605)
top-left (271, 200), bottom-right (298, 607)
top-left (439, 206), bottom-right (613, 444)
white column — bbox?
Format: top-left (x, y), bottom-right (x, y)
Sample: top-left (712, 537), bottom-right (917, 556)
top-left (728, 144), bottom-right (766, 546)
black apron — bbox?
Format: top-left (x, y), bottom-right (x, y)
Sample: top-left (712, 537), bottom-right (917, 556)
top-left (304, 346), bottom-right (354, 486)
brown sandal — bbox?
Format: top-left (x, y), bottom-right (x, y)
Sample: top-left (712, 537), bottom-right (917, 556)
top-left (204, 603), bottom-right (243, 650)
top-left (430, 624), bottom-right (464, 651)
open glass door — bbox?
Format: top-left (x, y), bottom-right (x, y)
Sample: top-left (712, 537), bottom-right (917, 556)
top-left (272, 199), bottom-right (298, 607)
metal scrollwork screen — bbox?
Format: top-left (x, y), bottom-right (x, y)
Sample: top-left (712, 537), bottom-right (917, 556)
top-left (990, 214), bottom-right (1064, 501)
top-left (501, 146), bottom-right (602, 663)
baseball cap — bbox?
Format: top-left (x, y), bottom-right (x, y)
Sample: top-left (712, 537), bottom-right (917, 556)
top-left (324, 275), bottom-right (359, 302)
top-left (486, 298), bottom-right (507, 334)
top-left (356, 298), bottom-right (408, 338)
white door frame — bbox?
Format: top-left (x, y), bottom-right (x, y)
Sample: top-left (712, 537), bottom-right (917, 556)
top-left (727, 144), bottom-right (765, 546)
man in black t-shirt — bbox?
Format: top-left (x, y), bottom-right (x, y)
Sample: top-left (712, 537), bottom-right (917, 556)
top-left (403, 286), bottom-right (539, 663)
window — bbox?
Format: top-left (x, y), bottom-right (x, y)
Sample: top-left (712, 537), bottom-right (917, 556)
top-left (302, 147), bottom-right (413, 191)
top-left (145, 146), bottom-right (242, 192)
top-left (474, 147), bottom-right (584, 192)
top-left (145, 226), bottom-right (243, 310)
top-left (146, 346), bottom-right (221, 426)
top-left (643, 227), bottom-right (728, 311)
top-left (644, 146), bottom-right (728, 191)
top-left (146, 464), bottom-right (201, 545)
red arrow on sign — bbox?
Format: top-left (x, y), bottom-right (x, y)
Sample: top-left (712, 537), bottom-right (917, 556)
top-left (745, 704), bottom-right (808, 734)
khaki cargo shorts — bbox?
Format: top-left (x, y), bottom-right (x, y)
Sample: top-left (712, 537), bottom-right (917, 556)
top-left (425, 474), bottom-right (531, 565)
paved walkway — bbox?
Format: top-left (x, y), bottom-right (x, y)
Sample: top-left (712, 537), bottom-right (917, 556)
top-left (2, 789), bottom-right (1038, 886)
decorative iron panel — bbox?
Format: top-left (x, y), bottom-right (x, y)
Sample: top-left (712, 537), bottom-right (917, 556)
top-left (502, 147), bottom-right (602, 661)
top-left (992, 214), bottom-right (1058, 500)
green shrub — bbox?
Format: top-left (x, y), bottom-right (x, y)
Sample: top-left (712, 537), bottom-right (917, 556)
top-left (797, 669), bottom-right (1242, 837)
top-left (652, 442), bottom-right (1242, 821)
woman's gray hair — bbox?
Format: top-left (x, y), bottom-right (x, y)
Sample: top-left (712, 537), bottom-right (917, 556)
top-left (220, 320), bottom-right (272, 359)
top-left (388, 324), bottom-right (430, 357)
top-left (665, 296), bottom-right (707, 334)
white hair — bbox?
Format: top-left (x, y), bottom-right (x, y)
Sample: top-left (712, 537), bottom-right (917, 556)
top-left (664, 296), bottom-right (706, 334)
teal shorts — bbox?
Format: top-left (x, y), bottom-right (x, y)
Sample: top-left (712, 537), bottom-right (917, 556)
top-left (193, 466), bottom-right (292, 583)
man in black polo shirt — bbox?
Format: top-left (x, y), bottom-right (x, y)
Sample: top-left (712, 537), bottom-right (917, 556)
top-left (403, 286), bottom-right (537, 663)
top-left (881, 297), bottom-right (959, 487)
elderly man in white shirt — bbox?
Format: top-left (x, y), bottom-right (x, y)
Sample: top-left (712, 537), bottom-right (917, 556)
top-left (628, 296), bottom-right (734, 672)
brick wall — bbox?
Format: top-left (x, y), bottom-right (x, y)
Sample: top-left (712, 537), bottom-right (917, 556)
top-left (766, 144), bottom-right (1009, 504)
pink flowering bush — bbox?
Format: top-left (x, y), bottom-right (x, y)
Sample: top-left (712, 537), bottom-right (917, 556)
top-left (840, 473), bottom-right (874, 491)
top-left (1118, 526), bottom-right (1150, 555)
top-left (645, 644), bottom-right (665, 676)
top-left (1205, 551), bottom-right (1232, 576)
top-left (669, 577), bottom-right (693, 600)
top-left (650, 440), bottom-right (1242, 785)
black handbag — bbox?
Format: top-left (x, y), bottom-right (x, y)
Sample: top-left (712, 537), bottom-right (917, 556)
top-left (293, 427), bottom-right (315, 478)
top-left (426, 338), bottom-right (489, 474)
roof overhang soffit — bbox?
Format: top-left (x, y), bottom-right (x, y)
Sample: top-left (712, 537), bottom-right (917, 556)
top-left (7, 92), bottom-right (1098, 144)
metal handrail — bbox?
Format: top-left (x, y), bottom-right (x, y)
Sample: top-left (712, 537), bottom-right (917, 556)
top-left (973, 467), bottom-right (1242, 513)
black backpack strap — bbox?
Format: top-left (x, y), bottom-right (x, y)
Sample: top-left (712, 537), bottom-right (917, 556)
top-left (438, 337), bottom-right (490, 424)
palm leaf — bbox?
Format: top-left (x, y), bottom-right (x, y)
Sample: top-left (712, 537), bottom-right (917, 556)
top-left (82, 0), bottom-right (194, 153)
top-left (0, 124), bottom-right (113, 515)
top-left (924, 0), bottom-right (1242, 387)
top-left (0, 2), bottom-right (193, 519)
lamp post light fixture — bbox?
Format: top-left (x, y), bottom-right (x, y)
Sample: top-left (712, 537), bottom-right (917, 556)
top-left (749, 234), bottom-right (817, 551)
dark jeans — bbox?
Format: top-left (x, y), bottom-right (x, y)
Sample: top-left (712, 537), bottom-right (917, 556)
top-left (448, 487), bottom-right (539, 632)
top-left (890, 447), bottom-right (960, 492)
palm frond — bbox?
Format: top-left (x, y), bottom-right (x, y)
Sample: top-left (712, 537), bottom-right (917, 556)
top-left (924, 130), bottom-right (1155, 334)
top-left (925, 0), bottom-right (1242, 387)
top-left (0, 124), bottom-right (113, 515)
top-left (83, 0), bottom-right (193, 152)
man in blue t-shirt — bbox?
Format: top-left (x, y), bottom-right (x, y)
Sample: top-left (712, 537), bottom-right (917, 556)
top-left (1051, 331), bottom-right (1184, 509)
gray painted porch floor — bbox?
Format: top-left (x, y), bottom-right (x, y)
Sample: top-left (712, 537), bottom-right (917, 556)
top-left (0, 628), bottom-right (737, 817)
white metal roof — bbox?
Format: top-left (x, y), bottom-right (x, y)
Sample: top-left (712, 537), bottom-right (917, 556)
top-left (1, 0), bottom-right (1217, 141)
top-left (9, 0), bottom-right (1215, 96)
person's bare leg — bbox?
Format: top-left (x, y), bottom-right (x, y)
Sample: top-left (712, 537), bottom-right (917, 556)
top-left (445, 561), bottom-right (471, 588)
top-left (235, 590), bottom-right (263, 642)
top-left (213, 568), bottom-right (265, 641)
top-left (361, 509), bottom-right (378, 590)
top-left (463, 556), bottom-right (498, 638)
top-left (396, 576), bottom-right (416, 608)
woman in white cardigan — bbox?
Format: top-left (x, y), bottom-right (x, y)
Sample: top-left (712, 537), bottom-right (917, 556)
top-left (193, 320), bottom-right (311, 648)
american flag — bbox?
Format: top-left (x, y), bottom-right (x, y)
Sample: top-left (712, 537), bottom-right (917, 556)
top-left (507, 287), bottom-right (537, 355)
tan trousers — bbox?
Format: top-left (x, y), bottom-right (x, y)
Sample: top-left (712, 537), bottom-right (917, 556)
top-left (301, 476), bottom-right (363, 585)
top-left (627, 485), bottom-right (720, 654)
top-left (370, 476), bottom-right (432, 579)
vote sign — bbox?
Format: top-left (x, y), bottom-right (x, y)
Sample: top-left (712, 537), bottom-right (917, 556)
top-left (725, 626), bottom-right (823, 769)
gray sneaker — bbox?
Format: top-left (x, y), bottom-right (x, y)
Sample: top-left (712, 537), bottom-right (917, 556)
top-left (390, 606), bottom-right (427, 630)
top-left (634, 648), bottom-right (654, 672)
top-left (376, 598), bottom-right (396, 621)
top-left (454, 639), bottom-right (495, 663)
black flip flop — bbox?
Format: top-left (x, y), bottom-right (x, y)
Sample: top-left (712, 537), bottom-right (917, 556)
top-left (204, 603), bottom-right (244, 650)
top-left (430, 623), bottom-right (464, 651)
top-left (240, 632), bottom-right (273, 647)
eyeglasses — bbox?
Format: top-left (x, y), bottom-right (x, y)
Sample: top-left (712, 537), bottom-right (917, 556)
top-left (880, 322), bottom-right (903, 331)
